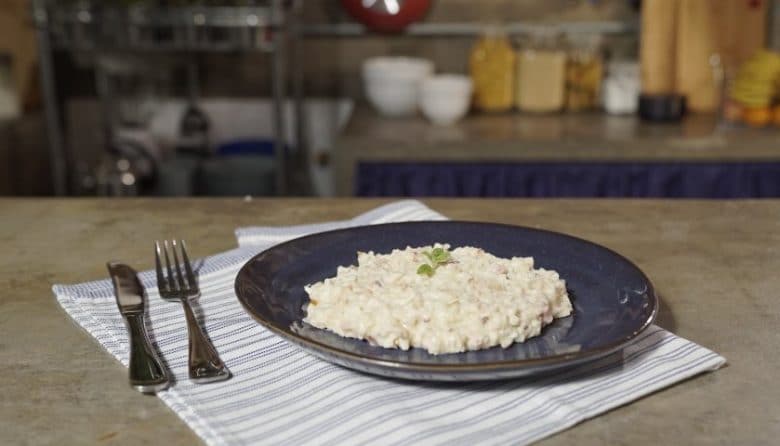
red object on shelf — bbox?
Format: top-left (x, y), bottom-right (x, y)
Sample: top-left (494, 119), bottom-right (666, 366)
top-left (340, 0), bottom-right (432, 33)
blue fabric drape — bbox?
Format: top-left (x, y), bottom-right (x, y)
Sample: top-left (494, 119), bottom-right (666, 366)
top-left (355, 162), bottom-right (780, 198)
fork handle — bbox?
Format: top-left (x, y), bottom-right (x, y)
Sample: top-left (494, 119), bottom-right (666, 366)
top-left (125, 314), bottom-right (169, 393)
top-left (182, 300), bottom-right (231, 383)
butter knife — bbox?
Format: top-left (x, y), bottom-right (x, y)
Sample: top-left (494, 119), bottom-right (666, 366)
top-left (107, 262), bottom-right (169, 393)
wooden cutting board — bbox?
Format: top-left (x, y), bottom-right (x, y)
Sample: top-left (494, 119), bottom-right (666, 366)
top-left (675, 0), bottom-right (720, 112)
top-left (711, 0), bottom-right (768, 77)
top-left (640, 0), bottom-right (679, 95)
top-left (674, 0), bottom-right (768, 112)
top-left (641, 0), bottom-right (767, 112)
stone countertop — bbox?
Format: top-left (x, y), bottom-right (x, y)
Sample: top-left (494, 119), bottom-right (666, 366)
top-left (1, 198), bottom-right (778, 445)
top-left (333, 109), bottom-right (780, 195)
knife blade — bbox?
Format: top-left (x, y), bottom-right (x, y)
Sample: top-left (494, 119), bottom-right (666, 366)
top-left (107, 262), bottom-right (169, 393)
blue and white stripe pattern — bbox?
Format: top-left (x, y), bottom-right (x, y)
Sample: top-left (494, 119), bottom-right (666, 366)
top-left (53, 200), bottom-right (725, 446)
top-left (234, 199), bottom-right (447, 247)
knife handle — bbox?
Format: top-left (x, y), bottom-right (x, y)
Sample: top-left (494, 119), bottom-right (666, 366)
top-left (125, 313), bottom-right (169, 393)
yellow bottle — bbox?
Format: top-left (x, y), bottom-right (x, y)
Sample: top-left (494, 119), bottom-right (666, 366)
top-left (469, 28), bottom-right (516, 112)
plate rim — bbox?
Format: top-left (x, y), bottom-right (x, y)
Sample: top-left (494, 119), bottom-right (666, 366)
top-left (234, 220), bottom-right (658, 372)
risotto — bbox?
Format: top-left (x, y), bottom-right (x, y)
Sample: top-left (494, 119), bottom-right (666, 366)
top-left (303, 244), bottom-right (572, 355)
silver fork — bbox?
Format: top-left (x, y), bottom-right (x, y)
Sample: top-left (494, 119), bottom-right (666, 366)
top-left (155, 240), bottom-right (230, 383)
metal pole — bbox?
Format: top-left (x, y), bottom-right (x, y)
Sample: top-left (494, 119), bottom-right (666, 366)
top-left (270, 0), bottom-right (287, 195)
top-left (33, 0), bottom-right (68, 195)
top-left (187, 55), bottom-right (199, 105)
top-left (94, 58), bottom-right (115, 149)
top-left (290, 0), bottom-right (309, 195)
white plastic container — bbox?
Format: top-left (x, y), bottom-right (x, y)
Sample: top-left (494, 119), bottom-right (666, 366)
top-left (603, 61), bottom-right (640, 115)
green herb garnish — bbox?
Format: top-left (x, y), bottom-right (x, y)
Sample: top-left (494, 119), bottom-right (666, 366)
top-left (417, 247), bottom-right (452, 277)
top-left (417, 264), bottom-right (435, 277)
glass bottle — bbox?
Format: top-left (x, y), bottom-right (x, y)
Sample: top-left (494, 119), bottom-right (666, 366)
top-left (469, 26), bottom-right (516, 112)
top-left (564, 34), bottom-right (604, 112)
top-left (515, 31), bottom-right (567, 113)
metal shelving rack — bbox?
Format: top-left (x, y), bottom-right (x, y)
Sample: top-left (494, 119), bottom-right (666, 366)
top-left (32, 0), bottom-right (304, 196)
top-left (301, 20), bottom-right (638, 37)
top-left (32, 0), bottom-right (638, 197)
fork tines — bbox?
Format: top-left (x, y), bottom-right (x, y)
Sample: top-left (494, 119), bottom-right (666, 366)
top-left (154, 239), bottom-right (197, 294)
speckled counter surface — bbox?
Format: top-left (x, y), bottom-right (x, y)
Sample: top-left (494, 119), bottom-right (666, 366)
top-left (333, 110), bottom-right (780, 194)
top-left (1, 198), bottom-right (778, 445)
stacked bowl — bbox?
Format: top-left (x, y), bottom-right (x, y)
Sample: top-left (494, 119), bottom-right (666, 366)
top-left (362, 57), bottom-right (473, 125)
top-left (362, 57), bottom-right (433, 117)
top-left (419, 75), bottom-right (473, 125)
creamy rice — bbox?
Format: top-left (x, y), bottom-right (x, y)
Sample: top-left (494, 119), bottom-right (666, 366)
top-left (303, 244), bottom-right (572, 355)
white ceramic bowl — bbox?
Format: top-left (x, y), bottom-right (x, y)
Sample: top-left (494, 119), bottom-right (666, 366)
top-left (362, 57), bottom-right (433, 117)
top-left (419, 74), bottom-right (473, 125)
top-left (362, 57), bottom-right (433, 81)
top-left (365, 79), bottom-right (420, 117)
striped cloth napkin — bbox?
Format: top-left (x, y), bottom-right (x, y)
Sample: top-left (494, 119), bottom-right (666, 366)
top-left (53, 200), bottom-right (725, 446)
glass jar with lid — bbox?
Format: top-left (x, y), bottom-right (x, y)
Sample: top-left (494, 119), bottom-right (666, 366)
top-left (515, 30), bottom-right (567, 113)
top-left (469, 26), bottom-right (516, 113)
top-left (564, 33), bottom-right (604, 112)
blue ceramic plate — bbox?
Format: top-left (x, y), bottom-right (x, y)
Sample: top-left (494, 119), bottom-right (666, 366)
top-left (235, 221), bottom-right (657, 381)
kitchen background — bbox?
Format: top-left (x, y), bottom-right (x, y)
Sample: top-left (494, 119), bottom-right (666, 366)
top-left (1, 0), bottom-right (780, 198)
